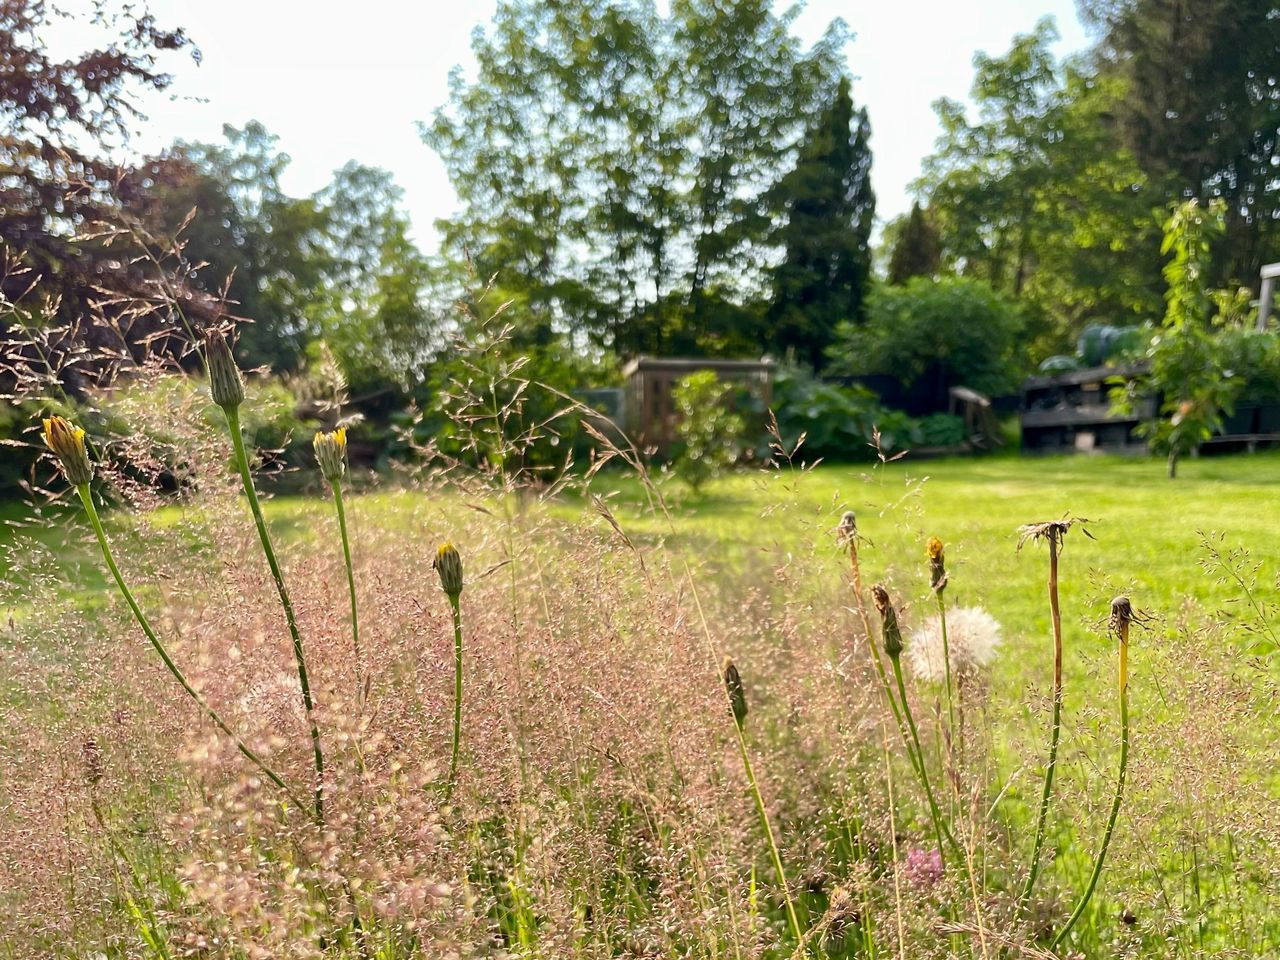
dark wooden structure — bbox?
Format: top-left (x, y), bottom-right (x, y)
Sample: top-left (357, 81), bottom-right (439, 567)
top-left (622, 356), bottom-right (774, 454)
top-left (1020, 365), bottom-right (1152, 454)
top-left (1201, 401), bottom-right (1280, 453)
top-left (949, 385), bottom-right (1004, 450)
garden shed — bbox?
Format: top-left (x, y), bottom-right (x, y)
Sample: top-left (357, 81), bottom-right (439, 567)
top-left (622, 356), bottom-right (775, 454)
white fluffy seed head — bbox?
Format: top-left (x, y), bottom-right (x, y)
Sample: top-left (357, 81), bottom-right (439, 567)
top-left (906, 605), bottom-right (1001, 682)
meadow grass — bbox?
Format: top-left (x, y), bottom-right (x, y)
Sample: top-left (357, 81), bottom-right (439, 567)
top-left (12, 448), bottom-right (1279, 698)
top-left (573, 450), bottom-right (1280, 688)
top-left (3, 448), bottom-right (1278, 956)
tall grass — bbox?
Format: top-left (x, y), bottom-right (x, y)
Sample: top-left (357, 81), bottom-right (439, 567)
top-left (3, 315), bottom-right (1280, 957)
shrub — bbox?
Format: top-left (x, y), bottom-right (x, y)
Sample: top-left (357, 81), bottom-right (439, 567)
top-left (671, 370), bottom-right (745, 491)
top-left (829, 276), bottom-right (1025, 401)
top-left (916, 412), bottom-right (968, 447)
top-left (763, 365), bottom-right (922, 460)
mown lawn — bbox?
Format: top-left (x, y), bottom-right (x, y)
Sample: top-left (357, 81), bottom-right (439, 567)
top-left (575, 449), bottom-right (1280, 706)
top-left (8, 449), bottom-right (1280, 695)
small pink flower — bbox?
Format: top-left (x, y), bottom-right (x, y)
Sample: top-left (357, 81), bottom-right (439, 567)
top-left (903, 846), bottom-right (944, 888)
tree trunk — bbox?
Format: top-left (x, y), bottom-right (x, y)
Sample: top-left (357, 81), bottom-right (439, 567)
top-left (1167, 449), bottom-right (1178, 479)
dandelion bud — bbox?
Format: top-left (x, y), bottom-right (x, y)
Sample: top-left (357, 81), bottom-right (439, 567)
top-left (82, 737), bottom-right (103, 788)
top-left (723, 658), bottom-right (748, 729)
top-left (433, 543), bottom-right (464, 598)
top-left (204, 328), bottom-right (245, 410)
top-left (872, 584), bottom-right (903, 659)
top-left (41, 416), bottom-right (93, 486)
top-left (927, 536), bottom-right (947, 593)
top-left (837, 510), bottom-right (857, 548)
top-left (313, 428), bottom-right (347, 482)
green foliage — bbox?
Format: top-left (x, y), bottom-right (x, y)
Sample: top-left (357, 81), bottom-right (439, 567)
top-left (424, 0), bottom-right (850, 357)
top-left (917, 412), bottom-right (969, 448)
top-left (915, 18), bottom-right (1164, 356)
top-left (766, 76), bottom-right (875, 369)
top-left (764, 366), bottom-right (920, 460)
top-left (128, 125), bottom-right (438, 390)
top-left (1112, 200), bottom-right (1251, 477)
top-left (829, 277), bottom-right (1025, 401)
top-left (1085, 0), bottom-right (1280, 281)
top-left (886, 201), bottom-right (941, 286)
top-left (406, 289), bottom-right (619, 478)
top-left (671, 371), bottom-right (745, 491)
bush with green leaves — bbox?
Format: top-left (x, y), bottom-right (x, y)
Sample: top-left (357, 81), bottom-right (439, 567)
top-left (671, 371), bottom-right (745, 491)
top-left (393, 292), bottom-right (620, 479)
top-left (1111, 200), bottom-right (1261, 478)
top-left (828, 276), bottom-right (1025, 401)
top-left (763, 366), bottom-right (918, 460)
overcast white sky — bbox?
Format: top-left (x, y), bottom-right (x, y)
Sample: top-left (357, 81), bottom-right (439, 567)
top-left (49, 1), bottom-right (1091, 250)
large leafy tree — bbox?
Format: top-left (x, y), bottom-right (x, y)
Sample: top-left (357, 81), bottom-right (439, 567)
top-left (1084, 0), bottom-right (1280, 282)
top-left (766, 76), bottom-right (875, 369)
top-left (0, 0), bottom-right (200, 392)
top-left (916, 18), bottom-right (1163, 356)
top-left (124, 126), bottom-right (436, 389)
top-left (424, 0), bottom-right (848, 358)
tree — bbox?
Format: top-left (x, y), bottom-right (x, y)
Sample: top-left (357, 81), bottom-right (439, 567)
top-left (1114, 200), bottom-right (1247, 478)
top-left (915, 18), bottom-right (1163, 356)
top-left (887, 202), bottom-right (941, 285)
top-left (766, 76), bottom-right (875, 369)
top-left (828, 277), bottom-right (1025, 407)
top-left (1084, 0), bottom-right (1280, 283)
top-left (424, 0), bottom-right (849, 357)
top-left (122, 127), bottom-right (437, 389)
top-left (0, 1), bottom-right (199, 393)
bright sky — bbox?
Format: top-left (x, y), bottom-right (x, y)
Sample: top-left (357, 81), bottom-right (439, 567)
top-left (51, 0), bottom-right (1091, 251)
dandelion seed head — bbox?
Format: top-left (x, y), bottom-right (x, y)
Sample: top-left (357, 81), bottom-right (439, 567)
top-left (906, 605), bottom-right (1001, 682)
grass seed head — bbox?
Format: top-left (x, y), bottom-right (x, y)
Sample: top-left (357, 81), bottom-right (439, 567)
top-left (313, 427), bottom-right (347, 482)
top-left (204, 328), bottom-right (245, 410)
top-left (40, 416), bottom-right (93, 486)
top-left (871, 584), bottom-right (903, 658)
top-left (433, 543), bottom-right (464, 598)
top-left (722, 658), bottom-right (747, 729)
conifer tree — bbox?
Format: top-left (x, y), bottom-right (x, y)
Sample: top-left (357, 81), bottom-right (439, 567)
top-left (767, 77), bottom-right (875, 370)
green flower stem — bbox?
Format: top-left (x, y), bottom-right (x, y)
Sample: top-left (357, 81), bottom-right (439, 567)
top-left (1053, 627), bottom-right (1130, 949)
top-left (733, 722), bottom-right (803, 947)
top-left (936, 592), bottom-right (957, 746)
top-left (445, 593), bottom-right (463, 802)
top-left (75, 484), bottom-right (306, 813)
top-left (222, 406), bottom-right (325, 823)
top-left (890, 652), bottom-right (963, 868)
top-left (849, 549), bottom-right (927, 786)
top-left (330, 481), bottom-right (363, 698)
top-left (1021, 535), bottom-right (1064, 908)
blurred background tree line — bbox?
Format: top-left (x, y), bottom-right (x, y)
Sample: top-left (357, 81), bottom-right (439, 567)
top-left (3, 0), bottom-right (1280, 490)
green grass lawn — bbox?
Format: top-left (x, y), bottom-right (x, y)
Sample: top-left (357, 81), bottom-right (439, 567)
top-left (571, 449), bottom-right (1280, 707)
top-left (9, 449), bottom-right (1279, 702)
top-left (5, 450), bottom-right (1278, 953)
